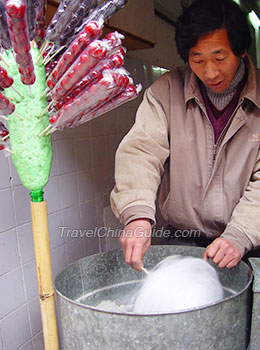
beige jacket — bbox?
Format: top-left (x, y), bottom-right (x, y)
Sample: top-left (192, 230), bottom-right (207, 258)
top-left (110, 57), bottom-right (260, 255)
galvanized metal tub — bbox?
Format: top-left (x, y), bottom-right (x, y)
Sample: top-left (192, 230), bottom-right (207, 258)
top-left (54, 246), bottom-right (253, 350)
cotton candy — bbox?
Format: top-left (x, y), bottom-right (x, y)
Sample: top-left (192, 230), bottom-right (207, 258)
top-left (133, 255), bottom-right (224, 314)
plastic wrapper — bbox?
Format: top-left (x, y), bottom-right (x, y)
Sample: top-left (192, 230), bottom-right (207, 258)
top-left (0, 141), bottom-right (7, 151)
top-left (49, 68), bottom-right (130, 130)
top-left (45, 0), bottom-right (100, 45)
top-left (76, 0), bottom-right (128, 36)
top-left (47, 20), bottom-right (103, 89)
top-left (58, 0), bottom-right (102, 46)
top-left (34, 0), bottom-right (46, 46)
top-left (6, 0), bottom-right (36, 85)
top-left (25, 0), bottom-right (38, 41)
top-left (0, 121), bottom-right (9, 139)
top-left (51, 32), bottom-right (123, 101)
top-left (54, 46), bottom-right (126, 110)
top-left (0, 65), bottom-right (14, 89)
top-left (0, 0), bottom-right (12, 49)
top-left (73, 83), bottom-right (142, 128)
top-left (0, 91), bottom-right (15, 115)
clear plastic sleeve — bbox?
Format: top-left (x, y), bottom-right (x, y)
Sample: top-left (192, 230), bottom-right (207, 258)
top-left (76, 0), bottom-right (128, 36)
top-left (6, 0), bottom-right (36, 85)
top-left (0, 91), bottom-right (15, 115)
top-left (0, 65), bottom-right (14, 89)
top-left (47, 20), bottom-right (103, 89)
top-left (54, 46), bottom-right (126, 110)
top-left (76, 83), bottom-right (142, 127)
top-left (34, 0), bottom-right (46, 46)
top-left (49, 68), bottom-right (130, 130)
top-left (50, 32), bottom-right (123, 101)
top-left (45, 0), bottom-right (100, 46)
top-left (58, 0), bottom-right (102, 46)
top-left (0, 0), bottom-right (12, 49)
top-left (25, 0), bottom-right (38, 41)
top-left (0, 121), bottom-right (9, 139)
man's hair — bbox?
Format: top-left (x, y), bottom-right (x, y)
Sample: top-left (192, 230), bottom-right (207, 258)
top-left (175, 0), bottom-right (252, 62)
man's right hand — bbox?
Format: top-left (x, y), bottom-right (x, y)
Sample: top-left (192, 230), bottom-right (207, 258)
top-left (120, 219), bottom-right (152, 271)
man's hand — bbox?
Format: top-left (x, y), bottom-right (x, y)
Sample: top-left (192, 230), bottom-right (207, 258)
top-left (203, 237), bottom-right (242, 268)
top-left (120, 219), bottom-right (152, 271)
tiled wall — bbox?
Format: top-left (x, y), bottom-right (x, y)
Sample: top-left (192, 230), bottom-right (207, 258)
top-left (0, 57), bottom-right (167, 349)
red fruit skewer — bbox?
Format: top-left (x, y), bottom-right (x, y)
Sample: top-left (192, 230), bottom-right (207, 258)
top-left (5, 0), bottom-right (36, 85)
top-left (46, 20), bottom-right (103, 90)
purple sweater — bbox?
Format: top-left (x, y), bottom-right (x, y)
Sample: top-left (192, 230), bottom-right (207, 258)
top-left (199, 74), bottom-right (247, 143)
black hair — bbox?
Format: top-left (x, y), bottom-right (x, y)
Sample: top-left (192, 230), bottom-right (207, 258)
top-left (175, 0), bottom-right (252, 62)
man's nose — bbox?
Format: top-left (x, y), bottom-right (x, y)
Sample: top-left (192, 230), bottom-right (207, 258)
top-left (204, 61), bottom-right (219, 80)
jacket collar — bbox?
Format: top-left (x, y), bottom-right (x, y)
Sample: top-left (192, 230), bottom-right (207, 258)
top-left (184, 55), bottom-right (260, 110)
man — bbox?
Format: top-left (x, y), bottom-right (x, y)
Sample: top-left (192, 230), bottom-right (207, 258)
top-left (110, 0), bottom-right (260, 270)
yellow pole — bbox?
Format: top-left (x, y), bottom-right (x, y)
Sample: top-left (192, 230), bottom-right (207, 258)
top-left (30, 201), bottom-right (59, 349)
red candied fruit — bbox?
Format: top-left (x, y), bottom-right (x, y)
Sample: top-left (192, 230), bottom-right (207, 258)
top-left (49, 115), bottom-right (58, 124)
top-left (85, 21), bottom-right (102, 38)
top-left (6, 2), bottom-right (26, 18)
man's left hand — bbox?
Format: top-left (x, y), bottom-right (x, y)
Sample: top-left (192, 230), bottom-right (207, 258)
top-left (203, 237), bottom-right (242, 268)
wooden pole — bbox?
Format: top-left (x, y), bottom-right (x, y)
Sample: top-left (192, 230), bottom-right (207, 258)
top-left (30, 201), bottom-right (59, 349)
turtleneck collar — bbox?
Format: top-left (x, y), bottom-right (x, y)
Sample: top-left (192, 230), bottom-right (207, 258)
top-left (203, 59), bottom-right (246, 111)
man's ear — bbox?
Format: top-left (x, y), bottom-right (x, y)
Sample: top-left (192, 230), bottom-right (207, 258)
top-left (241, 51), bottom-right (247, 58)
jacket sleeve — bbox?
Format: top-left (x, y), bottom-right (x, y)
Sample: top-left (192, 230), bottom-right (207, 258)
top-left (221, 150), bottom-right (260, 254)
top-left (110, 83), bottom-right (170, 226)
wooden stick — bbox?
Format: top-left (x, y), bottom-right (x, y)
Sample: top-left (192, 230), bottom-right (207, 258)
top-left (141, 267), bottom-right (149, 275)
top-left (41, 101), bottom-right (54, 117)
top-left (36, 40), bottom-right (48, 65)
top-left (41, 87), bottom-right (49, 99)
top-left (2, 134), bottom-right (9, 141)
top-left (0, 115), bottom-right (9, 121)
top-left (39, 39), bottom-right (48, 54)
top-left (42, 46), bottom-right (55, 65)
top-left (0, 55), bottom-right (9, 67)
top-left (28, 85), bottom-right (33, 98)
top-left (38, 125), bottom-right (52, 137)
top-left (30, 39), bottom-right (35, 49)
top-left (11, 86), bottom-right (24, 99)
top-left (46, 126), bottom-right (57, 135)
top-left (44, 46), bottom-right (65, 66)
top-left (30, 201), bottom-right (59, 349)
top-left (14, 112), bottom-right (22, 120)
top-left (4, 146), bottom-right (13, 154)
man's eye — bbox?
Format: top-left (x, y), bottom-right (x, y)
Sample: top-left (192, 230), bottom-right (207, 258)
top-left (194, 60), bottom-right (203, 64)
top-left (216, 58), bottom-right (225, 62)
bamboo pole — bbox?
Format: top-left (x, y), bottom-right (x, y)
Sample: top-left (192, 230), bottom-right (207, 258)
top-left (30, 201), bottom-right (59, 349)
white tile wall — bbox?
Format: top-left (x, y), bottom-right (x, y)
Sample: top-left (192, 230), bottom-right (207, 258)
top-left (0, 56), bottom-right (163, 348)
top-left (0, 189), bottom-right (15, 233)
top-left (2, 305), bottom-right (31, 350)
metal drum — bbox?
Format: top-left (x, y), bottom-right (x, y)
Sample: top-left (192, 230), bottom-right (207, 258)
top-left (54, 246), bottom-right (253, 350)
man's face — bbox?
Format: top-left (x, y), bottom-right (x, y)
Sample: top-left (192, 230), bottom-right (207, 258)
top-left (188, 28), bottom-right (245, 93)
